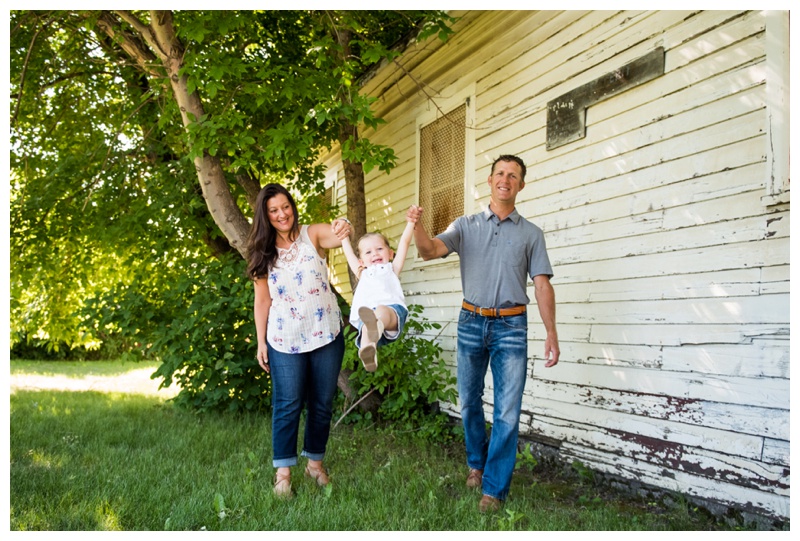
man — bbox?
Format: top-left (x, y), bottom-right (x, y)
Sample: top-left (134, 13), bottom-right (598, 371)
top-left (408, 154), bottom-right (559, 513)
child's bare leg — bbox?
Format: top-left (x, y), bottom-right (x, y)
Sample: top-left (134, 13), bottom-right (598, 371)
top-left (375, 305), bottom-right (398, 333)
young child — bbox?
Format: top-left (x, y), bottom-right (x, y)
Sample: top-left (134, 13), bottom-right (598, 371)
top-left (341, 207), bottom-right (420, 371)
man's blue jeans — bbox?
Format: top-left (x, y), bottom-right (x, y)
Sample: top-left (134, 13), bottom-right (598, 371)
top-left (268, 331), bottom-right (344, 468)
top-left (457, 308), bottom-right (528, 501)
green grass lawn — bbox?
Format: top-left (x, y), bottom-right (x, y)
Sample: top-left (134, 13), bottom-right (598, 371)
top-left (9, 359), bottom-right (741, 531)
top-left (10, 359), bottom-right (161, 378)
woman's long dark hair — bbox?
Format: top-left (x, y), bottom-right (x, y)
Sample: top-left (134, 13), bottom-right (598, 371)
top-left (246, 183), bottom-right (301, 279)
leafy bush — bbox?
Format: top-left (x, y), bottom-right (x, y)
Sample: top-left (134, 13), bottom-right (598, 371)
top-left (83, 252), bottom-right (457, 433)
top-left (339, 304), bottom-right (459, 441)
top-left (10, 331), bottom-right (144, 361)
top-left (86, 253), bottom-right (270, 413)
top-left (150, 255), bottom-right (270, 412)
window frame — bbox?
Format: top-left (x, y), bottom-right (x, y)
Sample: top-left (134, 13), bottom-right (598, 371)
top-left (414, 84), bottom-right (476, 264)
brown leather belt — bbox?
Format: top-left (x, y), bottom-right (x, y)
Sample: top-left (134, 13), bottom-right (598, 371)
top-left (462, 300), bottom-right (526, 317)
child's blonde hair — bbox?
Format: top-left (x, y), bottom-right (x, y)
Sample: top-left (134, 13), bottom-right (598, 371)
top-left (356, 232), bottom-right (392, 258)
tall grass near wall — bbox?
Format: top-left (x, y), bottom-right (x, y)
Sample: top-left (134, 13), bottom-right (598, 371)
top-left (10, 360), bottom-right (742, 531)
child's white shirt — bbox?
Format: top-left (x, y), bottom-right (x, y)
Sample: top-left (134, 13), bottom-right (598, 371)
top-left (349, 263), bottom-right (406, 326)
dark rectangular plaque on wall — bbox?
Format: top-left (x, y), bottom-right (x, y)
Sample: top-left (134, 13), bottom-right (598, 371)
top-left (546, 47), bottom-right (665, 150)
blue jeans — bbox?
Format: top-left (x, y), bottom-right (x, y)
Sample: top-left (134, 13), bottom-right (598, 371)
top-left (457, 308), bottom-right (528, 501)
top-left (268, 331), bottom-right (344, 468)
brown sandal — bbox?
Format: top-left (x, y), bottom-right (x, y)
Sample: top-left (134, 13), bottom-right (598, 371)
top-left (274, 470), bottom-right (292, 498)
top-left (305, 463), bottom-right (330, 487)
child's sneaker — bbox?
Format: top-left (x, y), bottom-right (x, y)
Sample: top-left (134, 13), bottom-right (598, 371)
top-left (358, 307), bottom-right (383, 372)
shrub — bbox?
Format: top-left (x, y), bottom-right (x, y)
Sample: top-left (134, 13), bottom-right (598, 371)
top-left (149, 255), bottom-right (270, 412)
top-left (84, 253), bottom-right (457, 433)
top-left (339, 304), bottom-right (459, 441)
top-left (86, 253), bottom-right (270, 413)
top-left (9, 331), bottom-right (142, 361)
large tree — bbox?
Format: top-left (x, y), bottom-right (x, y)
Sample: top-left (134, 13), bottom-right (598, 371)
top-left (10, 10), bottom-right (453, 409)
top-left (11, 10), bottom-right (452, 342)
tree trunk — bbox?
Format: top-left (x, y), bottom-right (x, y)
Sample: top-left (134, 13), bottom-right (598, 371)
top-left (97, 9), bottom-right (380, 411)
top-left (235, 170), bottom-right (262, 211)
top-left (333, 25), bottom-right (380, 414)
top-left (148, 11), bottom-right (251, 256)
top-left (98, 10), bottom-right (251, 256)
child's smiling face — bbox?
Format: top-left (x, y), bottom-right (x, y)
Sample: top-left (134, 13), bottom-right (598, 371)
top-left (357, 235), bottom-right (394, 267)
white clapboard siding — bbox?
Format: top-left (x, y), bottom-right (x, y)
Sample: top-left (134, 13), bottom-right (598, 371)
top-left (554, 268), bottom-right (763, 302)
top-left (477, 11), bottom-right (759, 140)
top-left (527, 380), bottom-right (789, 440)
top-left (555, 236), bottom-right (787, 284)
top-left (320, 10), bottom-right (789, 521)
top-left (660, 343), bottom-right (789, 378)
top-left (549, 209), bottom-right (774, 268)
top-left (581, 322), bottom-right (786, 348)
top-left (557, 293), bottom-right (788, 325)
top-left (527, 415), bottom-right (791, 499)
top-left (760, 264), bottom-right (790, 294)
top-left (534, 162), bottom-right (766, 239)
top-left (522, 135), bottom-right (766, 226)
top-left (529, 108), bottom-right (766, 209)
top-left (533, 360), bottom-right (788, 409)
top-left (479, 45), bottom-right (766, 185)
top-left (549, 433), bottom-right (790, 519)
top-left (762, 439), bottom-right (789, 467)
top-left (556, 341), bottom-right (789, 379)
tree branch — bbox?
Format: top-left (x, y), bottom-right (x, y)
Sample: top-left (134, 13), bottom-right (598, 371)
top-left (333, 388), bottom-right (377, 429)
top-left (235, 170), bottom-right (261, 211)
top-left (148, 10), bottom-right (183, 64)
top-left (94, 11), bottom-right (161, 78)
top-left (12, 14), bottom-right (58, 127)
top-left (114, 10), bottom-right (165, 60)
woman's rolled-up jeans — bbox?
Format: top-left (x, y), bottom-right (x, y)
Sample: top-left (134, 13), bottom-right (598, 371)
top-left (267, 331), bottom-right (344, 468)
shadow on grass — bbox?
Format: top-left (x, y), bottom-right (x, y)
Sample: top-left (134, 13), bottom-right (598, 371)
top-left (9, 362), bottom-right (750, 531)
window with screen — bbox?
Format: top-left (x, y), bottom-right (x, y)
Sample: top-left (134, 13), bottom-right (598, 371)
top-left (418, 103), bottom-right (466, 237)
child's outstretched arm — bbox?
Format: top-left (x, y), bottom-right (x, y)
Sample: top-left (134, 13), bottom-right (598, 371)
top-left (341, 234), bottom-right (362, 278)
top-left (392, 207), bottom-right (419, 275)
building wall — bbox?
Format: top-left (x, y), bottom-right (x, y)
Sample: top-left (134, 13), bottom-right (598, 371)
top-left (324, 10), bottom-right (790, 520)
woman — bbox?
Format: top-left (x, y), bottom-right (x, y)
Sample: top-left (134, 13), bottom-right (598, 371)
top-left (246, 183), bottom-right (351, 498)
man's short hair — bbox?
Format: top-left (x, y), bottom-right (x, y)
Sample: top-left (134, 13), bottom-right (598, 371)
top-left (491, 154), bottom-right (527, 180)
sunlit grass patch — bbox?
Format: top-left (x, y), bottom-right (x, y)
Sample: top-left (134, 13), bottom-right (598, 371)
top-left (10, 361), bottom-right (748, 531)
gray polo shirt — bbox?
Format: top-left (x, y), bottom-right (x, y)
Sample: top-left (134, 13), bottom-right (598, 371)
top-left (436, 207), bottom-right (553, 308)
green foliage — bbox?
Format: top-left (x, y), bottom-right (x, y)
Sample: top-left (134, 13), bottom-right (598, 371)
top-left (9, 10), bottom-right (459, 433)
top-left (515, 444), bottom-right (539, 472)
top-left (339, 304), bottom-right (458, 441)
top-left (496, 509), bottom-right (527, 531)
top-left (571, 459), bottom-right (595, 484)
top-left (9, 9), bottom-right (455, 354)
top-left (149, 256), bottom-right (268, 413)
top-left (85, 254), bottom-right (269, 413)
top-left (9, 332), bottom-right (137, 361)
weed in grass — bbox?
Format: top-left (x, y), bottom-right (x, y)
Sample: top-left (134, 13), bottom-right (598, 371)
top-left (496, 509), bottom-right (527, 531)
top-left (577, 494), bottom-right (603, 507)
top-left (571, 459), bottom-right (594, 483)
top-left (514, 444), bottom-right (538, 473)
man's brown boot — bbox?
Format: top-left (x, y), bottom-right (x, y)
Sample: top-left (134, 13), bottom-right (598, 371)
top-left (466, 468), bottom-right (483, 488)
top-left (479, 494), bottom-right (502, 513)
